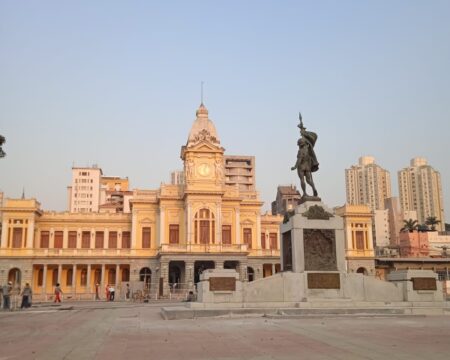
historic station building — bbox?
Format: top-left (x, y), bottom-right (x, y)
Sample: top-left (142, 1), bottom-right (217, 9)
top-left (0, 104), bottom-right (283, 300)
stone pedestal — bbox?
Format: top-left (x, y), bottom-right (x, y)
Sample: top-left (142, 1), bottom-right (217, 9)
top-left (387, 270), bottom-right (444, 302)
top-left (280, 201), bottom-right (346, 299)
top-left (197, 269), bottom-right (243, 303)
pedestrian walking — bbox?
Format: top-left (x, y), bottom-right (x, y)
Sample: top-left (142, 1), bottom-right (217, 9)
top-left (126, 283), bottom-right (131, 301)
top-left (95, 283), bottom-right (100, 300)
top-left (2, 281), bottom-right (12, 310)
top-left (109, 284), bottom-right (115, 301)
top-left (105, 284), bottom-right (110, 301)
top-left (20, 283), bottom-right (32, 309)
top-left (54, 283), bottom-right (63, 303)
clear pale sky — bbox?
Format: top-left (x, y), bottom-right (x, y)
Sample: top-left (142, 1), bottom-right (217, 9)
top-left (1, 1), bottom-right (449, 222)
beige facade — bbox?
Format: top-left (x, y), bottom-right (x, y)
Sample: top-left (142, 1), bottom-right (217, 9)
top-left (0, 104), bottom-right (282, 299)
top-left (335, 204), bottom-right (375, 275)
top-left (398, 157), bottom-right (445, 231)
top-left (345, 156), bottom-right (392, 211)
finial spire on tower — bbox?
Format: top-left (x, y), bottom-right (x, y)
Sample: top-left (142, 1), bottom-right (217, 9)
top-left (201, 81), bottom-right (204, 105)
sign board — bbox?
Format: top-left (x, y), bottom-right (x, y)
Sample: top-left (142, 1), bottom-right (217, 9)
top-left (307, 273), bottom-right (340, 289)
top-left (209, 277), bottom-right (236, 291)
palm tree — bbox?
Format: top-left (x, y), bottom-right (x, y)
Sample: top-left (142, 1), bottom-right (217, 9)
top-left (425, 216), bottom-right (441, 231)
top-left (401, 219), bottom-right (418, 233)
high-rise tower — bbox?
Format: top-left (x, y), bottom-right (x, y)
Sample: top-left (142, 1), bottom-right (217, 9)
top-left (345, 156), bottom-right (392, 211)
top-left (398, 157), bottom-right (445, 231)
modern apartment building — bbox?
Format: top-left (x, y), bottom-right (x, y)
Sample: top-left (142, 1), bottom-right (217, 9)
top-left (67, 166), bottom-right (102, 213)
top-left (398, 157), bottom-right (445, 231)
top-left (345, 156), bottom-right (391, 212)
top-left (224, 155), bottom-right (255, 192)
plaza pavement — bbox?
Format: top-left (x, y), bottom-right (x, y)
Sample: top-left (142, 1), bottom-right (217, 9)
top-left (0, 300), bottom-right (450, 360)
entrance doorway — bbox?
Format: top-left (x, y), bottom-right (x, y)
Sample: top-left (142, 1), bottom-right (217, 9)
top-left (194, 261), bottom-right (215, 283)
top-left (169, 261), bottom-right (185, 290)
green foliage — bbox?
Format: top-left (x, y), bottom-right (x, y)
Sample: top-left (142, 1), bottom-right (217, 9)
top-left (401, 219), bottom-right (418, 233)
top-left (425, 216), bottom-right (441, 231)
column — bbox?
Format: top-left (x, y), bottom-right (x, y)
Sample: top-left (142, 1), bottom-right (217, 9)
top-left (216, 202), bottom-right (222, 245)
top-left (186, 203), bottom-right (192, 245)
top-left (131, 212), bottom-right (137, 249)
top-left (235, 208), bottom-right (240, 244)
top-left (256, 213), bottom-right (261, 250)
top-left (272, 264), bottom-right (275, 276)
top-left (57, 264), bottom-right (62, 285)
top-left (161, 260), bottom-right (169, 297)
top-left (0, 218), bottom-right (8, 248)
top-left (100, 264), bottom-right (105, 292)
top-left (160, 207), bottom-right (166, 245)
top-left (49, 228), bottom-right (54, 248)
top-left (115, 264), bottom-right (120, 286)
top-left (86, 264), bottom-right (91, 292)
top-left (185, 260), bottom-right (194, 290)
top-left (42, 265), bottom-right (48, 297)
top-left (72, 264), bottom-right (77, 295)
top-left (26, 219), bottom-right (34, 248)
top-left (76, 229), bottom-right (81, 248)
top-left (63, 228), bottom-right (69, 249)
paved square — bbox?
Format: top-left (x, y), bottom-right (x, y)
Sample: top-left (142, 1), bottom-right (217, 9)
top-left (1, 302), bottom-right (450, 359)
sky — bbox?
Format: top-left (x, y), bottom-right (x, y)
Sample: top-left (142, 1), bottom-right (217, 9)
top-left (1, 1), bottom-right (449, 222)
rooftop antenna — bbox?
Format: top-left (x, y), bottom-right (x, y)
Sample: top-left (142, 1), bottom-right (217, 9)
top-left (201, 81), bottom-right (204, 105)
top-left (21, 187), bottom-right (25, 199)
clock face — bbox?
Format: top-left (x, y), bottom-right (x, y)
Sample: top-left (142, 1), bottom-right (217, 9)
top-left (197, 163), bottom-right (211, 177)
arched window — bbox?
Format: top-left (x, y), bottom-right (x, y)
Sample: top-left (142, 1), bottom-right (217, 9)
top-left (194, 208), bottom-right (215, 244)
top-left (356, 267), bottom-right (368, 275)
top-left (139, 267), bottom-right (152, 285)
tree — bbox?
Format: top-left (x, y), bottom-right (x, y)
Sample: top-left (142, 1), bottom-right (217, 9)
top-left (425, 216), bottom-right (441, 231)
top-left (401, 219), bottom-right (418, 233)
top-left (0, 134), bottom-right (5, 158)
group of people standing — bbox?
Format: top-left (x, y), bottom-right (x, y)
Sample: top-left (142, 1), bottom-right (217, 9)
top-left (1, 281), bottom-right (33, 310)
top-left (96, 283), bottom-right (126, 301)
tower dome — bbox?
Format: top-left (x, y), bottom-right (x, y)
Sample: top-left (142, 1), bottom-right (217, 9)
top-left (186, 103), bottom-right (220, 147)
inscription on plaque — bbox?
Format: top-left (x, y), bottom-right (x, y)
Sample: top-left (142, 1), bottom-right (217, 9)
top-left (307, 273), bottom-right (340, 289)
top-left (304, 229), bottom-right (337, 271)
top-left (209, 277), bottom-right (236, 291)
top-left (412, 277), bottom-right (437, 291)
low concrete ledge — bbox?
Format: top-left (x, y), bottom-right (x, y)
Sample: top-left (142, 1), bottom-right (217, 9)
top-left (161, 301), bottom-right (450, 320)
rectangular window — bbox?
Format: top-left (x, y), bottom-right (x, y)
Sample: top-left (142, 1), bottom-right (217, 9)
top-left (95, 231), bottom-right (104, 249)
top-left (122, 231), bottom-right (131, 249)
top-left (54, 231), bottom-right (63, 249)
top-left (40, 231), bottom-right (49, 248)
top-left (82, 231), bottom-right (91, 248)
top-left (142, 227), bottom-right (151, 248)
top-left (68, 231), bottom-right (77, 248)
top-left (243, 228), bottom-right (252, 249)
top-left (355, 231), bottom-right (365, 250)
top-left (261, 233), bottom-right (266, 249)
top-left (12, 228), bottom-right (23, 248)
top-left (222, 225), bottom-right (232, 245)
top-left (109, 231), bottom-right (117, 249)
top-left (169, 225), bottom-right (179, 244)
top-left (269, 233), bottom-right (277, 250)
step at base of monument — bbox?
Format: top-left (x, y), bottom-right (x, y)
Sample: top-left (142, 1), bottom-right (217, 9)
top-left (161, 303), bottom-right (449, 320)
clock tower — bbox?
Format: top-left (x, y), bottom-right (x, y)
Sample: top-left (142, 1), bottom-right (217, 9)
top-left (181, 103), bottom-right (226, 245)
